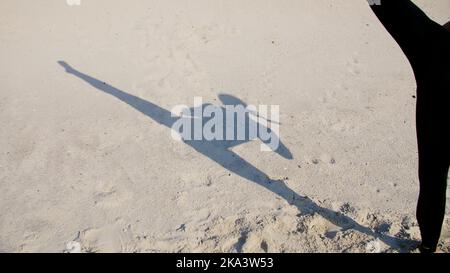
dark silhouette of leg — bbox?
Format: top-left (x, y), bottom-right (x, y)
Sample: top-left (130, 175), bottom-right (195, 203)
top-left (369, 0), bottom-right (450, 252)
top-left (416, 103), bottom-right (450, 251)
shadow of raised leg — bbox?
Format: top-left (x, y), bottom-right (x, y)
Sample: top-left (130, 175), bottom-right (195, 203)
top-left (191, 143), bottom-right (417, 252)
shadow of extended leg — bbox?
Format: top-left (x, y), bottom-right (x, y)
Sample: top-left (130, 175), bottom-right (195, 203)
top-left (191, 144), bottom-right (416, 251)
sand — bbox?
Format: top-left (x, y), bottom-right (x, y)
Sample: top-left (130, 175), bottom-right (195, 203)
top-left (0, 0), bottom-right (449, 253)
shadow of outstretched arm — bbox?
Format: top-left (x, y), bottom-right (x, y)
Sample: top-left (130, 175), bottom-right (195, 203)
top-left (261, 130), bottom-right (293, 160)
top-left (58, 61), bottom-right (177, 128)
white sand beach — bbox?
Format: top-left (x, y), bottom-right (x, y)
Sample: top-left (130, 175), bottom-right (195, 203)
top-left (0, 0), bottom-right (449, 253)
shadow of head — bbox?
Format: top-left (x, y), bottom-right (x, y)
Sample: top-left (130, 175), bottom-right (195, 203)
top-left (218, 93), bottom-right (248, 107)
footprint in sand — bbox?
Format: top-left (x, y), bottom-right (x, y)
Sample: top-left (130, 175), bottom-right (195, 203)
top-left (346, 55), bottom-right (361, 76)
top-left (319, 108), bottom-right (364, 133)
top-left (307, 214), bottom-right (343, 239)
top-left (72, 219), bottom-right (136, 253)
top-left (93, 180), bottom-right (132, 208)
top-left (240, 233), bottom-right (270, 253)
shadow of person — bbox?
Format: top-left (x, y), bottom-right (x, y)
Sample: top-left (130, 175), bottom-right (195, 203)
top-left (58, 61), bottom-right (418, 252)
